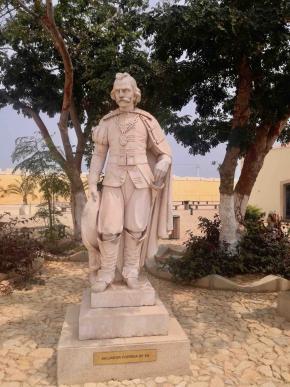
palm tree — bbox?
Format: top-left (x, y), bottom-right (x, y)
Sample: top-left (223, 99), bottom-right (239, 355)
top-left (36, 172), bottom-right (71, 239)
top-left (6, 175), bottom-right (37, 205)
top-left (0, 181), bottom-right (6, 198)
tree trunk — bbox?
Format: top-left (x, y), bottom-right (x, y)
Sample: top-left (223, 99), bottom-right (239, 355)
top-left (234, 128), bottom-right (270, 220)
top-left (47, 196), bottom-right (53, 240)
top-left (14, 0), bottom-right (88, 241)
top-left (219, 147), bottom-right (241, 247)
top-left (234, 120), bottom-right (289, 219)
top-left (70, 174), bottom-right (87, 241)
top-left (219, 56), bottom-right (252, 247)
top-left (219, 54), bottom-right (289, 248)
top-left (219, 193), bottom-right (239, 246)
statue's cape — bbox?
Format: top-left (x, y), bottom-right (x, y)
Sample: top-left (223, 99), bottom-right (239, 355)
top-left (81, 110), bottom-right (173, 277)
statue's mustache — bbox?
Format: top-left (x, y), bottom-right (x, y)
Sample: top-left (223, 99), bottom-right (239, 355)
top-left (119, 97), bottom-right (131, 102)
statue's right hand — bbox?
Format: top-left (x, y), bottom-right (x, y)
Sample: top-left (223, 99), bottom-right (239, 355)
top-left (89, 184), bottom-right (98, 202)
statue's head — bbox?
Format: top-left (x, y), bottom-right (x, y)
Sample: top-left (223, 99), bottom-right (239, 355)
top-left (110, 72), bottom-right (141, 109)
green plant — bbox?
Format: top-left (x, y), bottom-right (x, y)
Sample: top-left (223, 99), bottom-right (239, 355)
top-left (0, 180), bottom-right (6, 198)
top-left (165, 215), bottom-right (238, 282)
top-left (0, 214), bottom-right (43, 287)
top-left (239, 210), bottom-right (290, 277)
top-left (34, 204), bottom-right (67, 241)
top-left (166, 212), bottom-right (290, 283)
top-left (244, 205), bottom-right (265, 223)
top-left (12, 136), bottom-right (70, 240)
top-left (5, 174), bottom-right (37, 205)
top-left (37, 172), bottom-right (70, 240)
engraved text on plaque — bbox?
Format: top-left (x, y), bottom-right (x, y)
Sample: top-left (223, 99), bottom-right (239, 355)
top-left (93, 349), bottom-right (157, 365)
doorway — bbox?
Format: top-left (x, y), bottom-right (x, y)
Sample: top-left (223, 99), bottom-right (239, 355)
top-left (285, 184), bottom-right (290, 219)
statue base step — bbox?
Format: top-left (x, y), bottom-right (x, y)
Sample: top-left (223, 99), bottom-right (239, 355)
top-left (79, 289), bottom-right (169, 340)
top-left (91, 276), bottom-right (155, 308)
top-left (58, 305), bottom-right (191, 385)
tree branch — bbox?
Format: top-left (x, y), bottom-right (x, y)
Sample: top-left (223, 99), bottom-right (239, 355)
top-left (232, 55), bottom-right (252, 129)
top-left (70, 99), bottom-right (83, 143)
top-left (267, 114), bottom-right (290, 145)
top-left (41, 0), bottom-right (73, 131)
top-left (70, 99), bottom-right (85, 172)
top-left (23, 106), bottom-right (69, 173)
top-left (234, 112), bottom-right (290, 202)
top-left (11, 0), bottom-right (79, 172)
top-left (13, 0), bottom-right (74, 129)
top-left (0, 4), bottom-right (15, 20)
top-left (12, 0), bottom-right (38, 17)
top-left (34, 0), bottom-right (76, 167)
top-left (219, 56), bottom-right (253, 195)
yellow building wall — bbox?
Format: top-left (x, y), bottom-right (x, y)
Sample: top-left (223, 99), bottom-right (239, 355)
top-left (0, 173), bottom-right (41, 205)
top-left (249, 146), bottom-right (290, 217)
top-left (172, 178), bottom-right (220, 202)
top-left (0, 173), bottom-right (71, 205)
top-left (0, 172), bottom-right (221, 204)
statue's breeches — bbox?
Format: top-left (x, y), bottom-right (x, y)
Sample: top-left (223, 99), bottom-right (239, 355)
top-left (98, 174), bottom-right (151, 235)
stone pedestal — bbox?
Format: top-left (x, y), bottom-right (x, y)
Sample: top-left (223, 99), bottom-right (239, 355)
top-left (91, 277), bottom-right (155, 308)
top-left (80, 289), bottom-right (169, 340)
top-left (57, 279), bottom-right (190, 384)
top-left (58, 306), bottom-right (190, 384)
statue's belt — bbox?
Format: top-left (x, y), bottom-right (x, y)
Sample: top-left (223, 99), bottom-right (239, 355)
top-left (108, 154), bottom-right (148, 166)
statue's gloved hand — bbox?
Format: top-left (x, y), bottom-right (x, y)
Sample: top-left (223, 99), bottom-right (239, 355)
top-left (89, 183), bottom-right (98, 202)
top-left (154, 156), bottom-right (171, 184)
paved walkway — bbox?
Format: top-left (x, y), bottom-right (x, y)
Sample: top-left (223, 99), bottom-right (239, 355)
top-left (1, 261), bottom-right (290, 387)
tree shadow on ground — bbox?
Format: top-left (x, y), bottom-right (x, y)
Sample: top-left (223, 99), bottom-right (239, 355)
top-left (149, 273), bottom-right (284, 355)
top-left (241, 305), bottom-right (290, 329)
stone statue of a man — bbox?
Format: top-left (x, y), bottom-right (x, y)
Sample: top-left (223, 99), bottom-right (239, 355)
top-left (82, 72), bottom-right (173, 292)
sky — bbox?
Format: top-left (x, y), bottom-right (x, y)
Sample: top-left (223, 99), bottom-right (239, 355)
top-left (0, 0), bottom-right (227, 178)
top-left (0, 104), bottom-right (226, 177)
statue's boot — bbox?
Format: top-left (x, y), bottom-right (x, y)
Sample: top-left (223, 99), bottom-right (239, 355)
top-left (88, 247), bottom-right (101, 286)
top-left (122, 230), bottom-right (146, 289)
top-left (91, 234), bottom-right (120, 293)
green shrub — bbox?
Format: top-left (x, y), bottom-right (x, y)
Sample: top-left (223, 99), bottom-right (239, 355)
top-left (239, 210), bottom-right (290, 277)
top-left (166, 209), bottom-right (290, 282)
top-left (34, 204), bottom-right (67, 240)
top-left (244, 205), bottom-right (265, 223)
top-left (0, 214), bottom-right (43, 285)
top-left (165, 215), bottom-right (238, 282)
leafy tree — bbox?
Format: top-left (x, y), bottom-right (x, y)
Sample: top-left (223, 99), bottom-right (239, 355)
top-left (35, 172), bottom-right (71, 240)
top-left (0, 0), bottom-right (188, 240)
top-left (147, 0), bottom-right (290, 246)
top-left (5, 174), bottom-right (37, 205)
top-left (0, 213), bottom-right (43, 288)
top-left (12, 135), bottom-right (70, 239)
top-left (0, 182), bottom-right (5, 198)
